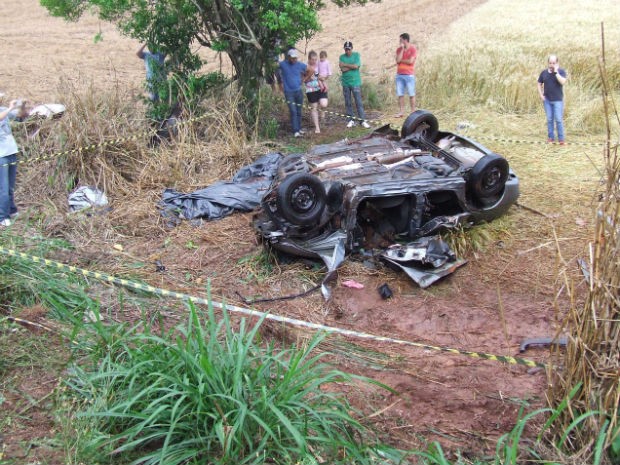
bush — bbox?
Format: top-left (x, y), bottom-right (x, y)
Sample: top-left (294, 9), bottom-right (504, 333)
top-left (64, 304), bottom-right (403, 465)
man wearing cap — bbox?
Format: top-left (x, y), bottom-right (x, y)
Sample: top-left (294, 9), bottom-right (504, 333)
top-left (279, 49), bottom-right (308, 137)
top-left (339, 42), bottom-right (371, 129)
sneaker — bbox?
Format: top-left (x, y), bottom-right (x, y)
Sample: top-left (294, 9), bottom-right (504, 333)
top-left (0, 218), bottom-right (12, 227)
top-left (9, 211), bottom-right (18, 219)
top-left (559, 141), bottom-right (566, 146)
top-left (346, 120), bottom-right (356, 128)
top-left (361, 121), bottom-right (371, 129)
top-left (547, 138), bottom-right (554, 143)
top-left (294, 131), bottom-right (302, 138)
top-left (299, 129), bottom-right (306, 135)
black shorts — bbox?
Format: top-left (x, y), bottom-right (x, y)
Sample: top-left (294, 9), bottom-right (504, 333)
top-left (306, 90), bottom-right (327, 103)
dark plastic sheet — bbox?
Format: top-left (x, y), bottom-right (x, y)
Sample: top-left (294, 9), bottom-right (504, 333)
top-left (161, 152), bottom-right (283, 220)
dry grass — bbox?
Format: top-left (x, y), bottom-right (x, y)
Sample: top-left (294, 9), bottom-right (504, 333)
top-left (549, 63), bottom-right (620, 462)
top-left (419, 0), bottom-right (620, 136)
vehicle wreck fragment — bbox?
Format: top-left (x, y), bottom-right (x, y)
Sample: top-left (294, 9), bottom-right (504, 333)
top-left (253, 110), bottom-right (519, 297)
top-left (381, 236), bottom-right (468, 289)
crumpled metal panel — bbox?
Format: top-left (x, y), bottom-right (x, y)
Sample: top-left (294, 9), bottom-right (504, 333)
top-left (380, 236), bottom-right (466, 288)
top-left (382, 257), bottom-right (467, 288)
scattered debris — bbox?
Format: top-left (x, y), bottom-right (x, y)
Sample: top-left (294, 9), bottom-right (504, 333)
top-left (342, 279), bottom-right (364, 289)
top-left (381, 236), bottom-right (467, 288)
top-left (154, 260), bottom-right (166, 272)
top-left (28, 103), bottom-right (66, 119)
top-left (577, 257), bottom-right (590, 283)
top-left (519, 336), bottom-right (568, 353)
top-left (455, 121), bottom-right (476, 131)
top-left (378, 283), bottom-right (393, 299)
top-left (68, 186), bottom-right (108, 212)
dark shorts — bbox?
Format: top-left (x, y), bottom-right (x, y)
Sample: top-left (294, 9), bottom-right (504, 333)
top-left (306, 90), bottom-right (328, 103)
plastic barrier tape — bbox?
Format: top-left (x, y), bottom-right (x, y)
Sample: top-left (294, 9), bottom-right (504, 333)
top-left (283, 99), bottom-right (392, 126)
top-left (460, 134), bottom-right (607, 147)
top-left (0, 245), bottom-right (546, 368)
top-left (0, 112), bottom-right (213, 169)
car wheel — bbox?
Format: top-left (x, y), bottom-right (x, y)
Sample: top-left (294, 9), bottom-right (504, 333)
top-left (401, 110), bottom-right (439, 141)
top-left (276, 173), bottom-right (326, 226)
top-left (468, 154), bottom-right (509, 199)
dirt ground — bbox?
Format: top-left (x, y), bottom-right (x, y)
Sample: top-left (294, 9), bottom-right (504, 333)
top-left (0, 0), bottom-right (589, 462)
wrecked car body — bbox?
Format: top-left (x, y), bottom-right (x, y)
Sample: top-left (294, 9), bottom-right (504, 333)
top-left (254, 110), bottom-right (519, 295)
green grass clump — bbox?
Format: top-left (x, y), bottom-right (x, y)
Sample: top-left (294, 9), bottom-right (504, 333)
top-left (64, 303), bottom-right (402, 465)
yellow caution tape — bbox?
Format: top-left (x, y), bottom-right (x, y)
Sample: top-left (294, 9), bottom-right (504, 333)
top-left (283, 99), bottom-right (393, 126)
top-left (0, 244), bottom-right (546, 368)
top-left (1, 111), bottom-right (213, 169)
top-left (462, 134), bottom-right (606, 147)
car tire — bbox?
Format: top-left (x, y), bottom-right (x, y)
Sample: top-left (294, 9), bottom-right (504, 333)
top-left (276, 173), bottom-right (326, 226)
top-left (468, 154), bottom-right (509, 200)
top-left (401, 110), bottom-right (439, 141)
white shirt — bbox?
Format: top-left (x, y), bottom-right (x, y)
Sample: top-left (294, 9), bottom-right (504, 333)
top-left (0, 107), bottom-right (19, 158)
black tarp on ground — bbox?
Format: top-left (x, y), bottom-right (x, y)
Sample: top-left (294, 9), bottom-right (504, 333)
top-left (161, 152), bottom-right (283, 221)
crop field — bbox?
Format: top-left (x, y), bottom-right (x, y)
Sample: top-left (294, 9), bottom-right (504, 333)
top-left (1, 0), bottom-right (619, 464)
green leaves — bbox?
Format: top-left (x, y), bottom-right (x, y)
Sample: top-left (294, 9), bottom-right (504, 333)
top-left (65, 304), bottom-right (400, 465)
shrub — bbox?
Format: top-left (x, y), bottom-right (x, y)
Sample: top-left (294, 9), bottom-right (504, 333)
top-left (64, 304), bottom-right (403, 465)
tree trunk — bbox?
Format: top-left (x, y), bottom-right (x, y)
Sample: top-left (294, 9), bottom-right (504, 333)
top-left (227, 42), bottom-right (265, 126)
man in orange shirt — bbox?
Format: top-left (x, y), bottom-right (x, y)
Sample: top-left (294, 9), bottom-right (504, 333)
top-left (394, 33), bottom-right (417, 117)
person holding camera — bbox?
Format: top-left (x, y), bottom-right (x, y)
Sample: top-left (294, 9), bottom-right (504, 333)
top-left (0, 96), bottom-right (27, 226)
top-left (537, 54), bottom-right (568, 144)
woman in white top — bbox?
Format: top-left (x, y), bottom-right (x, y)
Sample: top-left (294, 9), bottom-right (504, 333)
top-left (0, 97), bottom-right (27, 226)
top-left (304, 51), bottom-right (329, 134)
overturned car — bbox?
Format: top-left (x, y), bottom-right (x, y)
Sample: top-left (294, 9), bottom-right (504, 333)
top-left (253, 110), bottom-right (519, 295)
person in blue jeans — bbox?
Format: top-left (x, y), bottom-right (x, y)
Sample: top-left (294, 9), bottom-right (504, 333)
top-left (339, 41), bottom-right (371, 129)
top-left (279, 49), bottom-right (308, 137)
top-left (537, 55), bottom-right (568, 144)
top-left (0, 97), bottom-right (27, 227)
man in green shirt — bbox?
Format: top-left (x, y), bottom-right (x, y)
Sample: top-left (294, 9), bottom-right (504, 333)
top-left (339, 42), bottom-right (370, 128)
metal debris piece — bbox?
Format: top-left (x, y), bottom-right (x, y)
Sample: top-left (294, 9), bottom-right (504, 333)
top-left (519, 336), bottom-right (568, 353)
top-left (380, 236), bottom-right (466, 288)
top-left (378, 283), bottom-right (393, 299)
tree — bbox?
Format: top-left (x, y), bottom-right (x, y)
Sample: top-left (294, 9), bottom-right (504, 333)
top-left (40, 0), bottom-right (377, 123)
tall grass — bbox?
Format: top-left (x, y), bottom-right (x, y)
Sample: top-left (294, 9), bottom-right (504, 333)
top-left (549, 55), bottom-right (620, 463)
top-left (0, 232), bottom-right (98, 322)
top-left (63, 303), bottom-right (403, 465)
top-left (418, 0), bottom-right (620, 136)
